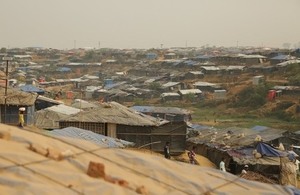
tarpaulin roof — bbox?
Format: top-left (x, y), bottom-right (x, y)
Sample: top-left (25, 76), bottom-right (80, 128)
top-left (48, 127), bottom-right (134, 148)
top-left (256, 142), bottom-right (287, 157)
top-left (20, 84), bottom-right (45, 93)
top-left (188, 126), bottom-right (286, 149)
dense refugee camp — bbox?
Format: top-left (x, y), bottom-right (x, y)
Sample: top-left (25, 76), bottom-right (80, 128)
top-left (1, 0), bottom-right (300, 194)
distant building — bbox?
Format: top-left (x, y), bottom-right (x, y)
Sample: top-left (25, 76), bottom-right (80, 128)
top-left (146, 53), bottom-right (158, 60)
top-left (270, 54), bottom-right (295, 65)
top-left (214, 90), bottom-right (227, 100)
top-left (59, 102), bottom-right (187, 154)
top-left (252, 75), bottom-right (265, 85)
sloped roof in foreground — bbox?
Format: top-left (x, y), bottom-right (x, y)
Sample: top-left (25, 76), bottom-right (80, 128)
top-left (0, 124), bottom-right (298, 195)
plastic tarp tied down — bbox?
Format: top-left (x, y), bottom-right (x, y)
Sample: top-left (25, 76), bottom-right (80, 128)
top-left (256, 142), bottom-right (287, 157)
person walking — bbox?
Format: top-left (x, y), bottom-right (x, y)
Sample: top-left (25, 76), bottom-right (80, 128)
top-left (188, 146), bottom-right (197, 165)
top-left (18, 108), bottom-right (25, 128)
top-left (164, 142), bottom-right (171, 159)
top-left (219, 157), bottom-right (226, 172)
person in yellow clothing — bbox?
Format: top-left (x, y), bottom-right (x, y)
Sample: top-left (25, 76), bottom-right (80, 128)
top-left (18, 108), bottom-right (25, 128)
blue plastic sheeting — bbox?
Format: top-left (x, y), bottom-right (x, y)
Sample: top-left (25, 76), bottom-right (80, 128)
top-left (20, 84), bottom-right (45, 93)
top-left (49, 127), bottom-right (134, 148)
top-left (256, 142), bottom-right (287, 157)
top-left (195, 55), bottom-right (212, 59)
top-left (271, 54), bottom-right (290, 60)
top-left (188, 123), bottom-right (213, 130)
top-left (251, 125), bottom-right (269, 132)
top-left (287, 186), bottom-right (300, 195)
top-left (56, 67), bottom-right (71, 72)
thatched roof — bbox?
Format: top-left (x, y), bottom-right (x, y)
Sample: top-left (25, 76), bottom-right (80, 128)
top-left (0, 86), bottom-right (38, 106)
top-left (71, 99), bottom-right (99, 109)
top-left (60, 101), bottom-right (169, 126)
top-left (34, 109), bottom-right (69, 129)
top-left (35, 105), bottom-right (81, 129)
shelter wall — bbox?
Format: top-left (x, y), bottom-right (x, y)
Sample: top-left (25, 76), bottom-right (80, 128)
top-left (117, 122), bottom-right (187, 154)
top-left (0, 105), bottom-right (35, 125)
top-left (59, 121), bottom-right (105, 135)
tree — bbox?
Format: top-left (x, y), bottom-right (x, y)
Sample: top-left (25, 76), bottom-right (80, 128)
top-left (184, 93), bottom-right (196, 103)
top-left (0, 47), bottom-right (6, 53)
top-left (231, 84), bottom-right (269, 109)
top-left (149, 82), bottom-right (161, 91)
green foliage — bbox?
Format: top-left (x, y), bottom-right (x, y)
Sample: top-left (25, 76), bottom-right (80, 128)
top-left (286, 63), bottom-right (300, 85)
top-left (266, 110), bottom-right (294, 122)
top-left (83, 51), bottom-right (101, 62)
top-left (230, 84), bottom-right (269, 109)
top-left (149, 82), bottom-right (161, 91)
top-left (276, 101), bottom-right (294, 110)
top-left (0, 47), bottom-right (6, 53)
top-left (184, 93), bottom-right (196, 102)
top-left (133, 98), bottom-right (146, 105)
top-left (199, 100), bottom-right (218, 108)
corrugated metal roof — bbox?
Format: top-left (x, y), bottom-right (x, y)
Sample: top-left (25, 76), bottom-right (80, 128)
top-left (179, 89), bottom-right (202, 95)
top-left (188, 71), bottom-right (204, 75)
top-left (131, 106), bottom-right (190, 115)
top-left (46, 104), bottom-right (81, 115)
top-left (160, 93), bottom-right (180, 97)
top-left (193, 81), bottom-right (217, 87)
top-left (162, 82), bottom-right (180, 88)
top-left (37, 95), bottom-right (63, 105)
top-left (200, 66), bottom-right (220, 71)
top-left (226, 66), bottom-right (245, 70)
top-left (242, 54), bottom-right (266, 59)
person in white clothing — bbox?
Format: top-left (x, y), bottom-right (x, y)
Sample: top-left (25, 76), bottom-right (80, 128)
top-left (219, 158), bottom-right (226, 172)
top-left (241, 165), bottom-right (249, 175)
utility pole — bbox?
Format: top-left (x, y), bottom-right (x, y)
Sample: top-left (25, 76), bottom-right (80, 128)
top-left (2, 56), bottom-right (13, 124)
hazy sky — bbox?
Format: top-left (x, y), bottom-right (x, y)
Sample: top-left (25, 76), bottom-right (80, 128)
top-left (1, 0), bottom-right (300, 49)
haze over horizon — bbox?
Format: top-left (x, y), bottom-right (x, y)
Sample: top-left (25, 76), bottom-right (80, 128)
top-left (1, 0), bottom-right (300, 50)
